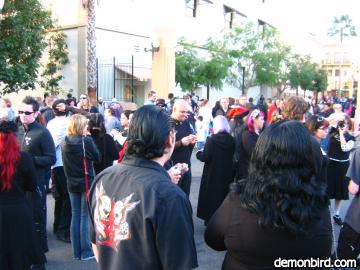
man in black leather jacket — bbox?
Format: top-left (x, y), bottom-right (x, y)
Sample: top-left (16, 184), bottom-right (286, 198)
top-left (18, 96), bottom-right (56, 270)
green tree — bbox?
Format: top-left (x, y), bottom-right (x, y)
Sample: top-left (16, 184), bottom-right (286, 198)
top-left (328, 15), bottom-right (356, 95)
top-left (175, 42), bottom-right (202, 91)
top-left (289, 55), bottom-right (328, 98)
top-left (40, 31), bottom-right (69, 96)
top-left (0, 0), bottom-right (53, 94)
top-left (312, 66), bottom-right (328, 102)
top-left (197, 39), bottom-right (232, 99)
top-left (224, 22), bottom-right (279, 94)
top-left (175, 39), bottom-right (231, 99)
top-left (253, 42), bottom-right (292, 97)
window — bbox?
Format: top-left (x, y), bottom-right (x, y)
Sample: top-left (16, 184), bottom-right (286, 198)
top-left (186, 0), bottom-right (213, 18)
top-left (224, 5), bottom-right (246, 29)
top-left (328, 70), bottom-right (332, 76)
top-left (335, 69), bottom-right (340, 76)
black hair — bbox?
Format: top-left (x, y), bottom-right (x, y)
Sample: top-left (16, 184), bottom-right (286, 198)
top-left (22, 96), bottom-right (40, 112)
top-left (126, 105), bottom-right (174, 159)
top-left (88, 113), bottom-right (106, 139)
top-left (0, 121), bottom-right (18, 133)
top-left (232, 120), bottom-right (328, 235)
top-left (52, 99), bottom-right (67, 117)
top-left (122, 110), bottom-right (133, 120)
top-left (156, 98), bottom-right (166, 108)
top-left (305, 114), bottom-right (329, 135)
top-left (65, 98), bottom-right (76, 107)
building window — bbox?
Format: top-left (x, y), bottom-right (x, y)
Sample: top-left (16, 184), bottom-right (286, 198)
top-left (328, 70), bottom-right (332, 76)
top-left (186, 0), bottom-right (213, 18)
top-left (224, 5), bottom-right (246, 29)
top-left (335, 69), bottom-right (340, 76)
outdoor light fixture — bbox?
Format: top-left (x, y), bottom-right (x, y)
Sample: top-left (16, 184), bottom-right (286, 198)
top-left (81, 0), bottom-right (88, 8)
top-left (144, 40), bottom-right (160, 53)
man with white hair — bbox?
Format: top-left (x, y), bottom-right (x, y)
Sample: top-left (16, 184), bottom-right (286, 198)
top-left (170, 99), bottom-right (197, 196)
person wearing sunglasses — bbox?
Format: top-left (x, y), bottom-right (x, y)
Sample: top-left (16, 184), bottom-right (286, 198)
top-left (18, 96), bottom-right (56, 269)
top-left (77, 94), bottom-right (99, 113)
top-left (306, 115), bottom-right (330, 155)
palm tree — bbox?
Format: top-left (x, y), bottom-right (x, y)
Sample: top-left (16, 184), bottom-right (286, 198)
top-left (328, 15), bottom-right (356, 96)
top-left (86, 0), bottom-right (97, 105)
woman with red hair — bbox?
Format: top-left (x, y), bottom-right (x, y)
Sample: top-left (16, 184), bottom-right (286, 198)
top-left (0, 120), bottom-right (46, 269)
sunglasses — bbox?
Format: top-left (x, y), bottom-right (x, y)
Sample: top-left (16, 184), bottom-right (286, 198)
top-left (18, 110), bottom-right (34, 115)
top-left (250, 109), bottom-right (261, 119)
top-left (317, 116), bottom-right (325, 122)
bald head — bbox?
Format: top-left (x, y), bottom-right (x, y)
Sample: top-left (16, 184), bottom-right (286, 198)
top-left (172, 99), bottom-right (189, 122)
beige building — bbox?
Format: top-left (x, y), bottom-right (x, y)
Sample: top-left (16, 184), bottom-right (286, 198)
top-left (37, 0), bottom-right (279, 105)
top-left (321, 43), bottom-right (358, 98)
top-left (6, 0), bottom-right (327, 109)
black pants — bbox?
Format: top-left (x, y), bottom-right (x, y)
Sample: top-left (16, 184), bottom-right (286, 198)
top-left (26, 176), bottom-right (48, 253)
top-left (178, 169), bottom-right (192, 196)
top-left (51, 166), bottom-right (71, 237)
top-left (337, 223), bottom-right (360, 259)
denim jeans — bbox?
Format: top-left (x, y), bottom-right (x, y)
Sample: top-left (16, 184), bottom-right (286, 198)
top-left (68, 192), bottom-right (93, 259)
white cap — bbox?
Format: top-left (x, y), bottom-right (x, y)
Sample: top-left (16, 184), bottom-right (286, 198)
top-left (111, 98), bottom-right (117, 102)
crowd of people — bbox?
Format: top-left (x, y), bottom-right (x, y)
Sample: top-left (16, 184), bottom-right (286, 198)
top-left (0, 89), bottom-right (359, 269)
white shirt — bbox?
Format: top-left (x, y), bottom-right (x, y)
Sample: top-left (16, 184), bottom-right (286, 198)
top-left (47, 117), bottom-right (69, 168)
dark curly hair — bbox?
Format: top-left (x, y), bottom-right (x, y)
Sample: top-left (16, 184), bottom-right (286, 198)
top-left (126, 105), bottom-right (174, 159)
top-left (232, 120), bottom-right (328, 236)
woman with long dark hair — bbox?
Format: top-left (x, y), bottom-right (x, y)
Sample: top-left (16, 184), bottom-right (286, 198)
top-left (88, 113), bottom-right (119, 175)
top-left (205, 121), bottom-right (332, 269)
top-left (0, 120), bottom-right (46, 269)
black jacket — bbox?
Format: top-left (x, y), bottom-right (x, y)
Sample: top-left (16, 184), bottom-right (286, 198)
top-left (234, 128), bottom-right (259, 180)
top-left (196, 132), bottom-right (235, 222)
top-left (61, 135), bottom-right (101, 193)
top-left (18, 121), bottom-right (56, 184)
top-left (88, 156), bottom-right (198, 270)
top-left (40, 106), bottom-right (55, 125)
top-left (92, 133), bottom-right (119, 175)
top-left (205, 193), bottom-right (332, 270)
top-left (170, 119), bottom-right (194, 165)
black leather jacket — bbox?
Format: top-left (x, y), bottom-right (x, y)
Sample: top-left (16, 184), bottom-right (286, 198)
top-left (18, 121), bottom-right (56, 184)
